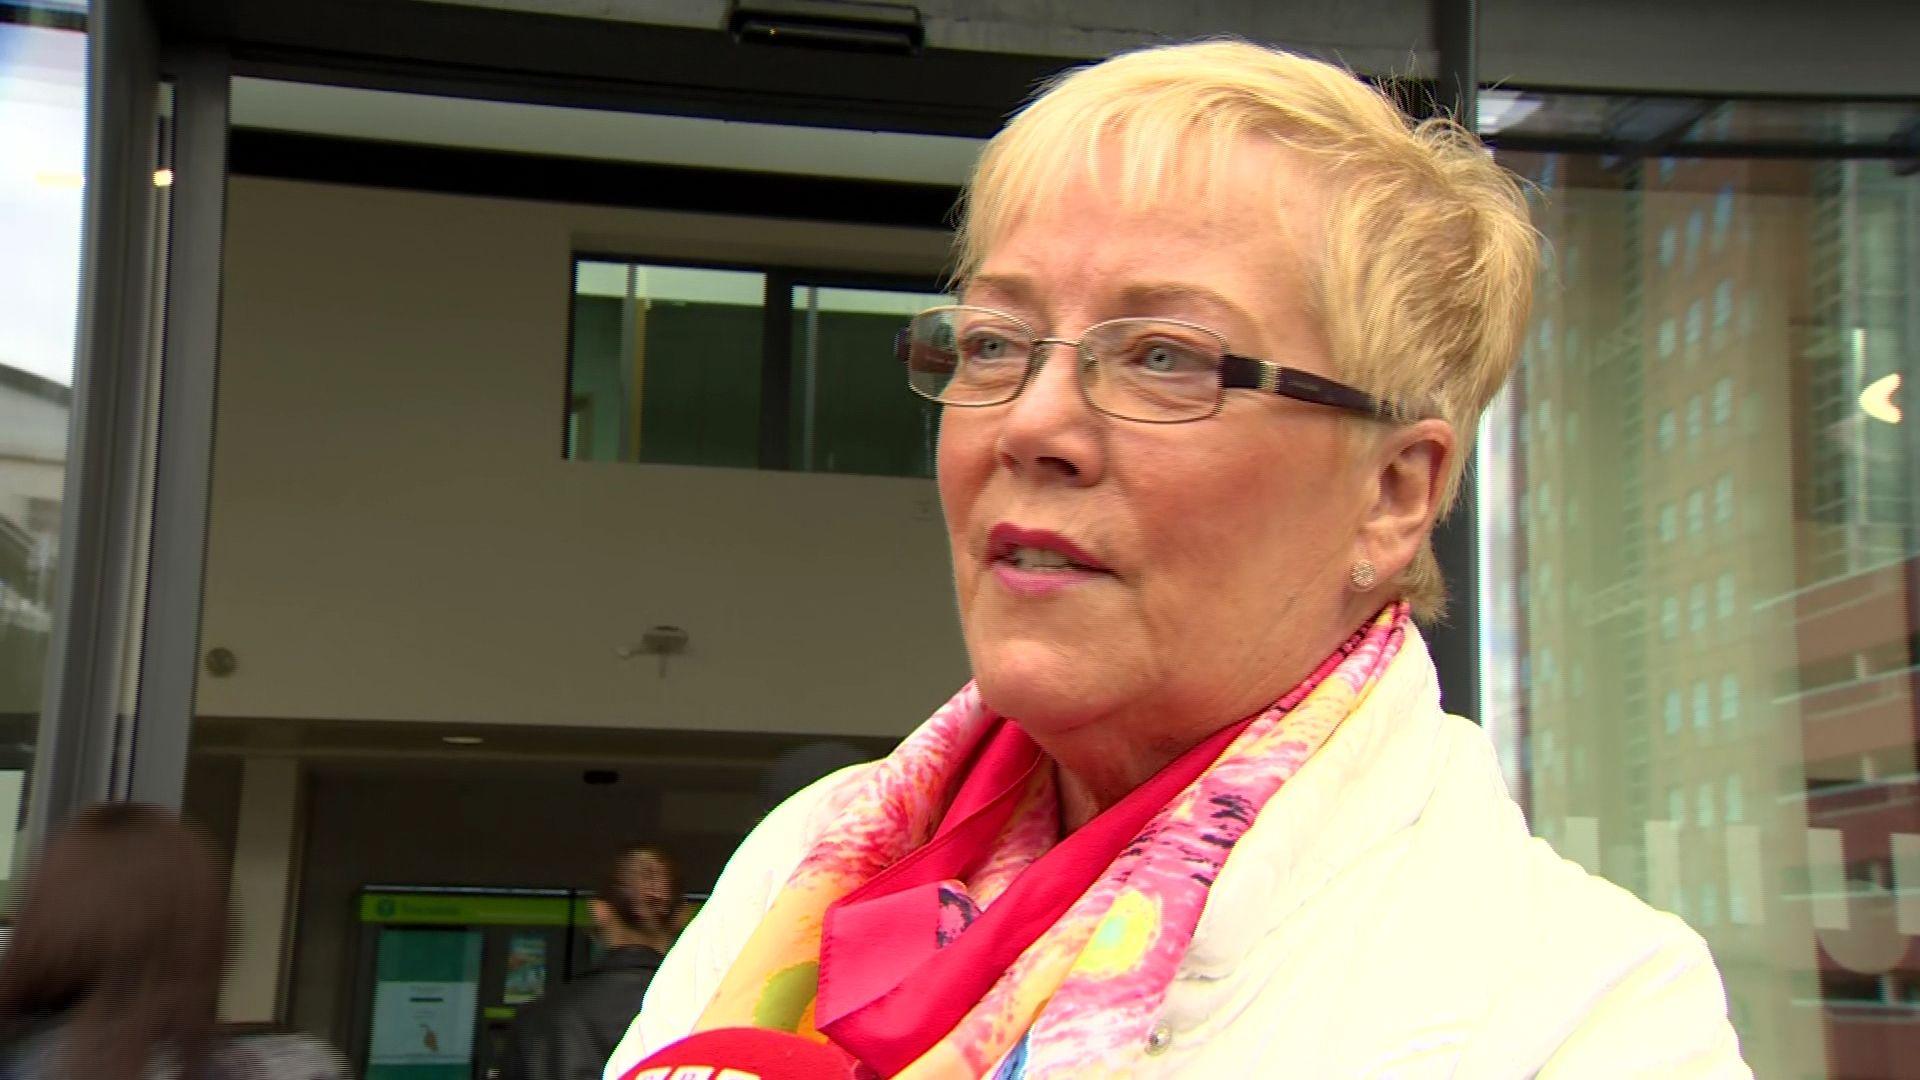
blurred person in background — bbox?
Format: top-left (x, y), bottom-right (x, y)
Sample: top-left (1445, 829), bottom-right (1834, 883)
top-left (503, 848), bottom-right (679, 1080)
top-left (0, 803), bottom-right (348, 1080)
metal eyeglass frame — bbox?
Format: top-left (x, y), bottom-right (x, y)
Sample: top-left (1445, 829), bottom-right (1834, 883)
top-left (894, 305), bottom-right (1407, 424)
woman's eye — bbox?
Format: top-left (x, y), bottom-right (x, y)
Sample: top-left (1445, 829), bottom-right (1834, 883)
top-left (963, 332), bottom-right (1019, 361)
top-left (1131, 340), bottom-right (1203, 375)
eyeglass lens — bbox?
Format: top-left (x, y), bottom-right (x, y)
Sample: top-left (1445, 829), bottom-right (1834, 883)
top-left (906, 307), bottom-right (1226, 423)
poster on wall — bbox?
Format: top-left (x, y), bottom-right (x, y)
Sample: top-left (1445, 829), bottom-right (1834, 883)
top-left (366, 928), bottom-right (481, 1080)
top-left (503, 934), bottom-right (548, 1005)
top-left (369, 980), bottom-right (477, 1066)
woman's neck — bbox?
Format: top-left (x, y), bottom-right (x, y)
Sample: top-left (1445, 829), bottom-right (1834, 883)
top-left (1051, 738), bottom-right (1190, 832)
top-left (1055, 769), bottom-right (1117, 833)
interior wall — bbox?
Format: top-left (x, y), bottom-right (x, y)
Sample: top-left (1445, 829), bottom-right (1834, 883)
top-left (203, 177), bottom-right (968, 739)
top-left (286, 759), bottom-right (761, 1048)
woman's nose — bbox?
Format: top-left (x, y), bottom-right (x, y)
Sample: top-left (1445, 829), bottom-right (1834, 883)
top-left (993, 343), bottom-right (1105, 485)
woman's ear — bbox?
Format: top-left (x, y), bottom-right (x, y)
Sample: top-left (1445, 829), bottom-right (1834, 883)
top-left (1358, 418), bottom-right (1455, 579)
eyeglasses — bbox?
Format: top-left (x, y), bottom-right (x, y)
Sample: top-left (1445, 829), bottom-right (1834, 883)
top-left (895, 305), bottom-right (1404, 424)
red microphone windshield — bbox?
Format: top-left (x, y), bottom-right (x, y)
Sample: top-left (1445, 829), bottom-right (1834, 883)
top-left (616, 1027), bottom-right (865, 1080)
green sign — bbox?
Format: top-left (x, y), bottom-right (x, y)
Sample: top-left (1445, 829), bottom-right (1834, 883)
top-left (570, 894), bottom-right (596, 928)
top-left (359, 891), bottom-right (571, 926)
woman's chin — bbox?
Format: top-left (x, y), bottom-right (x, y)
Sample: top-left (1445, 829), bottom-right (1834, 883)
top-left (970, 649), bottom-right (1133, 738)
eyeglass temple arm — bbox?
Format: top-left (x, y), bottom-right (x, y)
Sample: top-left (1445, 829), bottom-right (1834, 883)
top-left (1219, 355), bottom-right (1401, 420)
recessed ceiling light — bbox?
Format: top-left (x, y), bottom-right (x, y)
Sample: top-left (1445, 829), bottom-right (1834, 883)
top-left (442, 735), bottom-right (484, 746)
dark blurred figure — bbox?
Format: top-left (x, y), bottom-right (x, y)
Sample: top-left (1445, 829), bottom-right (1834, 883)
top-left (0, 803), bottom-right (348, 1080)
top-left (502, 848), bottom-right (679, 1080)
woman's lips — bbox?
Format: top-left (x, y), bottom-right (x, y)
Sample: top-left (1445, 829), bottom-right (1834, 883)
top-left (986, 523), bottom-right (1112, 596)
top-left (990, 560), bottom-right (1109, 596)
top-left (986, 524), bottom-right (1109, 569)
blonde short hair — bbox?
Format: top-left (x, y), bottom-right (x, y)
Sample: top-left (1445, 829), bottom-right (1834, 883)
top-left (954, 40), bottom-right (1538, 621)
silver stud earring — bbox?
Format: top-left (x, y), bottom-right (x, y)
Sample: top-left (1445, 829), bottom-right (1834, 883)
top-left (1350, 560), bottom-right (1377, 591)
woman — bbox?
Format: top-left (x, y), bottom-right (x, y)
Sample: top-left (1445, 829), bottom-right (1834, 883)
top-left (504, 848), bottom-right (682, 1080)
top-left (608, 40), bottom-right (1750, 1079)
top-left (0, 803), bottom-right (349, 1080)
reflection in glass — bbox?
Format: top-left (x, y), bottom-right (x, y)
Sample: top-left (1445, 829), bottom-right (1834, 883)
top-left (0, 19), bottom-right (86, 897)
top-left (1479, 88), bottom-right (1920, 154)
top-left (1482, 147), bottom-right (1920, 1076)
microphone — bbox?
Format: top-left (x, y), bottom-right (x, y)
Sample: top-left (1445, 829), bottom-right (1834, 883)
top-left (615, 1027), bottom-right (865, 1080)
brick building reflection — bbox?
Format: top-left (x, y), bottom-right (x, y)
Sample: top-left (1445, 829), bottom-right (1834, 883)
top-left (1489, 140), bottom-right (1919, 1078)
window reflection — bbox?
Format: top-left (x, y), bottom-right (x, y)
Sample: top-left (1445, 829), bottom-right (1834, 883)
top-left (0, 17), bottom-right (85, 892)
top-left (1482, 149), bottom-right (1920, 1077)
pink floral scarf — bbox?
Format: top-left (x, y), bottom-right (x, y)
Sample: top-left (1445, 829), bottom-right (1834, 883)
top-left (684, 602), bottom-right (1409, 1078)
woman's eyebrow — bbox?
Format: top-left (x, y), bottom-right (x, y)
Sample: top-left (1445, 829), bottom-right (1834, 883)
top-left (964, 277), bottom-right (1252, 325)
top-left (961, 272), bottom-right (1036, 304)
top-left (1116, 282), bottom-right (1254, 328)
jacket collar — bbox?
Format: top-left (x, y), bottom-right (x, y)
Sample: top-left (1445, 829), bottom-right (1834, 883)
top-left (1182, 623), bottom-right (1453, 976)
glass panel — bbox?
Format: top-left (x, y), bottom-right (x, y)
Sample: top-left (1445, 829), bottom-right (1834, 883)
top-left (1692, 100), bottom-right (1920, 148)
top-left (790, 284), bottom-right (951, 479)
top-left (564, 264), bottom-right (951, 477)
top-left (567, 260), bottom-right (765, 468)
top-left (1480, 89), bottom-right (1920, 154)
top-left (1482, 149), bottom-right (1920, 1077)
top-left (0, 15), bottom-right (87, 897)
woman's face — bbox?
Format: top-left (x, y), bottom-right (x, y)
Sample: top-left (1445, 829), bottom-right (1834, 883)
top-left (938, 145), bottom-right (1385, 761)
